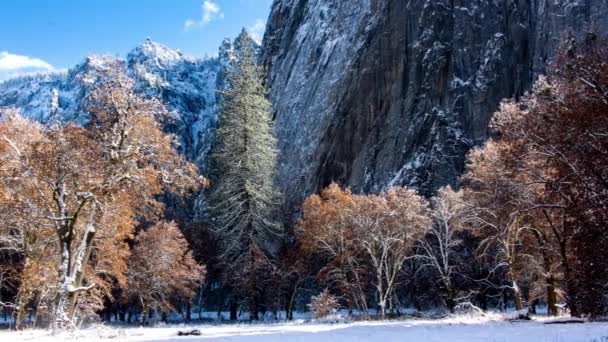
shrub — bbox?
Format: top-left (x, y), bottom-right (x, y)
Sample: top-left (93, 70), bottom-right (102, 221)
top-left (308, 289), bottom-right (340, 319)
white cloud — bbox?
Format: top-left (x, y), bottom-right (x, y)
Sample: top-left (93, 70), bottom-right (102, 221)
top-left (0, 52), bottom-right (55, 71)
top-left (184, 1), bottom-right (224, 31)
top-left (202, 0), bottom-right (221, 23)
top-left (183, 19), bottom-right (199, 31)
top-left (0, 52), bottom-right (57, 81)
top-left (248, 19), bottom-right (266, 44)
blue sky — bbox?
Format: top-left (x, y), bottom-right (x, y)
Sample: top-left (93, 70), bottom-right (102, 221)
top-left (0, 0), bottom-right (273, 80)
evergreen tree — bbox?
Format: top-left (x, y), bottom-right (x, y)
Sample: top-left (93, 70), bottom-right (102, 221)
top-left (207, 29), bottom-right (282, 320)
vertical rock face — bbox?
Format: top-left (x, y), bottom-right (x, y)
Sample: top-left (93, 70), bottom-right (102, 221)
top-left (262, 0), bottom-right (608, 214)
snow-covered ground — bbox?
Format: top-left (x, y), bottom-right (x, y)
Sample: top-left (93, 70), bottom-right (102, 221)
top-left (2, 315), bottom-right (607, 342)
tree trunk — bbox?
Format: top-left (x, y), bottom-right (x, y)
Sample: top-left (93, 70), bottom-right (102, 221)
top-left (379, 300), bottom-right (386, 318)
top-left (198, 286), bottom-right (205, 320)
top-left (529, 300), bottom-right (538, 314)
top-left (513, 281), bottom-right (524, 311)
top-left (285, 301), bottom-right (293, 321)
top-left (377, 272), bottom-right (386, 318)
top-left (186, 303), bottom-right (191, 322)
top-left (250, 297), bottom-right (259, 321)
top-left (140, 305), bottom-right (148, 325)
top-left (551, 217), bottom-right (578, 317)
top-left (563, 260), bottom-right (580, 317)
top-left (546, 275), bottom-right (559, 316)
top-left (446, 287), bottom-right (456, 313)
top-left (286, 284), bottom-right (297, 321)
top-left (507, 261), bottom-right (524, 311)
top-left (533, 227), bottom-right (559, 317)
top-left (67, 223), bottom-right (97, 320)
top-left (478, 292), bottom-right (488, 311)
top-left (229, 301), bottom-right (237, 321)
top-left (14, 254), bottom-right (32, 330)
top-left (53, 238), bottom-right (73, 329)
top-left (53, 212), bottom-right (97, 330)
top-left (14, 296), bottom-right (27, 330)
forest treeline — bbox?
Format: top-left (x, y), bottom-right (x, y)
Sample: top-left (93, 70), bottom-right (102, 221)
top-left (0, 31), bottom-right (607, 330)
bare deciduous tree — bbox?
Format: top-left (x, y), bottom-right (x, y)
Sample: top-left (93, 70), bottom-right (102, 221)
top-left (298, 183), bottom-right (431, 317)
top-left (418, 186), bottom-right (466, 312)
top-left (297, 184), bottom-right (370, 313)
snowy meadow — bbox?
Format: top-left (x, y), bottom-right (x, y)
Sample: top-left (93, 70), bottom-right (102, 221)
top-left (2, 3), bottom-right (608, 341)
top-left (2, 315), bottom-right (608, 342)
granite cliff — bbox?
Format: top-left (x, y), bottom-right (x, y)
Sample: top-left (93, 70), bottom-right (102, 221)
top-left (261, 0), bottom-right (608, 215)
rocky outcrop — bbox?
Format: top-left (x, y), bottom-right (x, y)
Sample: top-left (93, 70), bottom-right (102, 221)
top-left (262, 0), bottom-right (608, 215)
top-left (127, 39), bottom-right (223, 168)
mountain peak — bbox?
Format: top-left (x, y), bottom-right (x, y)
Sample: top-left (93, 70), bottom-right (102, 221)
top-left (68, 54), bottom-right (118, 84)
top-left (129, 39), bottom-right (183, 67)
top-left (82, 55), bottom-right (117, 69)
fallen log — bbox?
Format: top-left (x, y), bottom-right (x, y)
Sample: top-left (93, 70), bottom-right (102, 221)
top-left (178, 329), bottom-right (202, 336)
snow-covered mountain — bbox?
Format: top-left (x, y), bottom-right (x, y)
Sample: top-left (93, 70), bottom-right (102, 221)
top-left (0, 39), bottom-right (225, 169)
top-left (3, 2), bottom-right (608, 219)
top-left (261, 0), bottom-right (608, 216)
top-left (127, 39), bottom-right (223, 168)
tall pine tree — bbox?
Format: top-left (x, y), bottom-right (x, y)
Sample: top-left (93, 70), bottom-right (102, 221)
top-left (207, 30), bottom-right (282, 320)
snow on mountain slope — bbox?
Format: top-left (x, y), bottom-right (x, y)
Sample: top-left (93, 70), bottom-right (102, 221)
top-left (0, 73), bottom-right (68, 123)
top-left (127, 38), bottom-right (222, 168)
top-left (0, 39), bottom-right (223, 169)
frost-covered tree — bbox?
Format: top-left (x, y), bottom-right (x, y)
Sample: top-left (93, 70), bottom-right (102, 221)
top-left (298, 183), bottom-right (431, 317)
top-left (297, 184), bottom-right (370, 313)
top-left (461, 141), bottom-right (531, 312)
top-left (0, 110), bottom-right (56, 328)
top-left (308, 289), bottom-right (340, 319)
top-left (0, 65), bottom-right (204, 329)
top-left (355, 187), bottom-right (431, 318)
top-left (207, 29), bottom-right (282, 320)
top-left (124, 221), bottom-right (205, 324)
top-left (418, 186), bottom-right (466, 312)
top-left (486, 31), bottom-right (608, 317)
